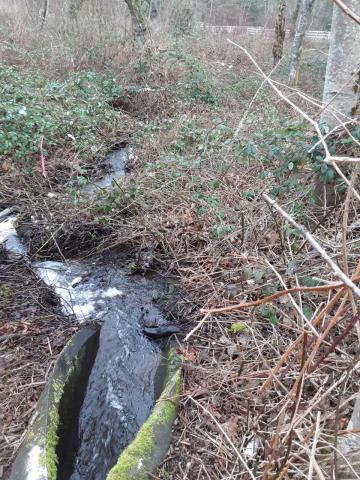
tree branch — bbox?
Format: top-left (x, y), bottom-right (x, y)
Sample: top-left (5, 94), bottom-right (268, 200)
top-left (263, 193), bottom-right (360, 298)
top-left (332, 0), bottom-right (360, 25)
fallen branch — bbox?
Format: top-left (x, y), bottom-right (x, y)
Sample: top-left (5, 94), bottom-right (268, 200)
top-left (184, 313), bottom-right (210, 342)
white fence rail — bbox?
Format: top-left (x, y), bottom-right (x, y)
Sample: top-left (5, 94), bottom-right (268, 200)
top-left (197, 23), bottom-right (330, 40)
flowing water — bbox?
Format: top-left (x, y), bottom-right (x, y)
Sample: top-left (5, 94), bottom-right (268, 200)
top-left (82, 148), bottom-right (127, 193)
top-left (1, 148), bottom-right (175, 480)
top-left (34, 260), bottom-right (169, 480)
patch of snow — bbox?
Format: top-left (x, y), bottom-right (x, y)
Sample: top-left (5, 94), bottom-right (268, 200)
top-left (71, 276), bottom-right (83, 287)
top-left (244, 437), bottom-right (260, 458)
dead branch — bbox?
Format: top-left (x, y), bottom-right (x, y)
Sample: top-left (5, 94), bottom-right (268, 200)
top-left (263, 194), bottom-right (360, 297)
top-left (332, 0), bottom-right (360, 25)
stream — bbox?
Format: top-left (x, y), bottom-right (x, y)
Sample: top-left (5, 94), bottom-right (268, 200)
top-left (1, 148), bottom-right (176, 480)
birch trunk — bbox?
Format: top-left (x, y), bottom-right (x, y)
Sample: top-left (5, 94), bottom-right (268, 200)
top-left (314, 2), bottom-right (360, 206)
top-left (290, 0), bottom-right (302, 37)
top-left (337, 393), bottom-right (360, 478)
top-left (320, 0), bottom-right (360, 129)
top-left (288, 0), bottom-right (316, 86)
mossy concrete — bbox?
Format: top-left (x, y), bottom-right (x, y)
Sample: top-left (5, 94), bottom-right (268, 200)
top-left (9, 330), bottom-right (181, 480)
top-left (106, 361), bottom-right (181, 480)
top-left (8, 327), bottom-right (99, 480)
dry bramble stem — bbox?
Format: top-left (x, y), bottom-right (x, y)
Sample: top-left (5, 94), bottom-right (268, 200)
top-left (260, 287), bottom-right (346, 393)
top-left (201, 275), bottom-right (360, 314)
top-left (308, 308), bottom-right (360, 374)
top-left (261, 259), bottom-right (360, 394)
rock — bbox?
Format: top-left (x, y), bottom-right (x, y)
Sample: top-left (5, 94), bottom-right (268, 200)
top-left (143, 325), bottom-right (182, 339)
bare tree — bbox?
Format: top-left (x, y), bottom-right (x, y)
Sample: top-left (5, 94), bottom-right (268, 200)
top-left (288, 0), bottom-right (316, 86)
top-left (68, 0), bottom-right (87, 18)
top-left (290, 0), bottom-right (301, 36)
top-left (320, 0), bottom-right (360, 128)
top-left (124, 0), bottom-right (148, 43)
top-left (41, 0), bottom-right (49, 23)
top-left (272, 0), bottom-right (287, 65)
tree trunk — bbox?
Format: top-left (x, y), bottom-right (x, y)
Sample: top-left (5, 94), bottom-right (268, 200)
top-left (68, 0), bottom-right (87, 18)
top-left (290, 0), bottom-right (302, 34)
top-left (337, 391), bottom-right (360, 478)
top-left (124, 0), bottom-right (148, 44)
top-left (273, 0), bottom-right (287, 66)
top-left (288, 0), bottom-right (316, 86)
top-left (320, 0), bottom-right (360, 129)
top-left (41, 0), bottom-right (49, 24)
top-left (314, 1), bottom-right (360, 206)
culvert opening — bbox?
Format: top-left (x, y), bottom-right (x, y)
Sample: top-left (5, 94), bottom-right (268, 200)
top-left (56, 330), bottom-right (100, 480)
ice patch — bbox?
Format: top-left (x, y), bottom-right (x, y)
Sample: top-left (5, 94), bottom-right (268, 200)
top-left (102, 287), bottom-right (123, 298)
top-left (33, 261), bottom-right (108, 322)
top-left (0, 217), bottom-right (26, 257)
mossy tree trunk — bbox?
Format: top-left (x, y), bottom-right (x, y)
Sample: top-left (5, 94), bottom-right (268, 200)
top-left (320, 0), bottom-right (360, 128)
top-left (288, 0), bottom-right (316, 86)
top-left (272, 0), bottom-right (287, 66)
top-left (124, 0), bottom-right (148, 44)
top-left (315, 1), bottom-right (360, 205)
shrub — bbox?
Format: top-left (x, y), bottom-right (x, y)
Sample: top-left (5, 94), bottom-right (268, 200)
top-left (0, 67), bottom-right (124, 168)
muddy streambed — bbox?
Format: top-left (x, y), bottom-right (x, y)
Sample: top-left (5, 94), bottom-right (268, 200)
top-left (1, 148), bottom-right (181, 480)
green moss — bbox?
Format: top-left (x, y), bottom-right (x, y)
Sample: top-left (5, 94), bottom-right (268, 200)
top-left (44, 347), bottom-right (87, 479)
top-left (39, 379), bottom-right (63, 479)
top-left (45, 405), bottom-right (60, 480)
top-left (41, 345), bottom-right (86, 479)
top-left (107, 368), bottom-right (181, 480)
top-left (227, 322), bottom-right (247, 334)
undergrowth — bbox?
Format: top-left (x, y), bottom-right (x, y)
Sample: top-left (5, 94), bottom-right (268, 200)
top-left (0, 67), bottom-right (124, 171)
